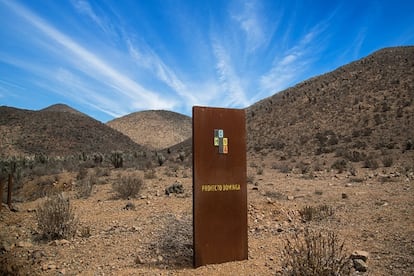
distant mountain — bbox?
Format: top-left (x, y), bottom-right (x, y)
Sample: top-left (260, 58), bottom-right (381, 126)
top-left (40, 103), bottom-right (86, 117)
top-left (107, 110), bottom-right (191, 150)
top-left (164, 47), bottom-right (414, 168)
top-left (0, 104), bottom-right (146, 157)
top-left (246, 46), bottom-right (414, 165)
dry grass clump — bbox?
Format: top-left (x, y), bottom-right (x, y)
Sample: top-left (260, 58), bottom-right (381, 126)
top-left (112, 175), bottom-right (143, 199)
top-left (282, 228), bottom-right (350, 275)
top-left (300, 204), bottom-right (334, 222)
top-left (36, 193), bottom-right (77, 241)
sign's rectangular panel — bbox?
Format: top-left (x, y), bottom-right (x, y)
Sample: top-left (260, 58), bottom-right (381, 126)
top-left (192, 106), bottom-right (248, 267)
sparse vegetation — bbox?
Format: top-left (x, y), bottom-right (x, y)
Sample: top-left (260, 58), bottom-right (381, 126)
top-left (363, 158), bottom-right (379, 170)
top-left (112, 175), bottom-right (143, 199)
top-left (157, 153), bottom-right (166, 166)
top-left (36, 193), bottom-right (78, 241)
top-left (382, 156), bottom-right (394, 167)
top-left (110, 151), bottom-right (124, 168)
top-left (77, 175), bottom-right (96, 199)
top-left (331, 159), bottom-right (347, 173)
top-left (144, 169), bottom-right (156, 179)
top-left (282, 228), bottom-right (350, 275)
top-left (300, 204), bottom-right (334, 222)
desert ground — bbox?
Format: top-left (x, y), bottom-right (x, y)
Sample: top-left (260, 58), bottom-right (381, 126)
top-left (1, 154), bottom-right (414, 276)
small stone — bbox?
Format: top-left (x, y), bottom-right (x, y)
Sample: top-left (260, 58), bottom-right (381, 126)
top-left (287, 195), bottom-right (294, 200)
top-left (1, 241), bottom-right (14, 252)
top-left (351, 250), bottom-right (369, 262)
top-left (17, 241), bottom-right (32, 248)
top-left (266, 197), bottom-right (273, 204)
top-left (353, 258), bottom-right (368, 272)
top-left (58, 239), bottom-right (71, 246)
top-left (10, 205), bottom-right (20, 212)
top-left (157, 255), bottom-right (163, 262)
top-left (135, 255), bottom-right (144, 264)
top-left (342, 193), bottom-right (348, 199)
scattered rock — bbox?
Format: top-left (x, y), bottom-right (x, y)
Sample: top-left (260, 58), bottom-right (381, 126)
top-left (135, 255), bottom-right (144, 265)
top-left (287, 195), bottom-right (294, 201)
top-left (165, 182), bottom-right (184, 195)
top-left (1, 241), bottom-right (14, 252)
top-left (10, 205), bottom-right (20, 212)
top-left (351, 250), bottom-right (369, 262)
top-left (353, 258), bottom-right (368, 272)
top-left (48, 239), bottom-right (71, 246)
top-left (123, 202), bottom-right (135, 210)
top-left (351, 250), bottom-right (369, 272)
top-left (17, 241), bottom-right (32, 248)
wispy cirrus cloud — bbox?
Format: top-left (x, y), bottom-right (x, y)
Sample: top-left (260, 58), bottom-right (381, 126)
top-left (231, 0), bottom-right (266, 53)
top-left (212, 41), bottom-right (249, 107)
top-left (70, 0), bottom-right (115, 36)
top-left (126, 39), bottom-right (199, 108)
top-left (259, 24), bottom-right (326, 99)
top-left (2, 0), bottom-right (176, 115)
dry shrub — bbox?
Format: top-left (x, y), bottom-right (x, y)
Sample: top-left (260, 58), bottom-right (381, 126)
top-left (300, 204), bottom-right (334, 222)
top-left (156, 213), bottom-right (192, 267)
top-left (113, 175), bottom-right (143, 199)
top-left (282, 228), bottom-right (350, 275)
top-left (77, 175), bottom-right (96, 199)
top-left (36, 193), bottom-right (77, 241)
top-left (144, 169), bottom-right (156, 179)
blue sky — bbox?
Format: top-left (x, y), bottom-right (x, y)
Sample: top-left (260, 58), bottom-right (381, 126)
top-left (0, 0), bottom-right (413, 122)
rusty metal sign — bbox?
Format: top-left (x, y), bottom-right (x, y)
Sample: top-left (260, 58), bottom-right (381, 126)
top-left (192, 106), bottom-right (248, 267)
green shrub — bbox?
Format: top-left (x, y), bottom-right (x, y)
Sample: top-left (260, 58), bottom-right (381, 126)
top-left (282, 228), bottom-right (350, 275)
top-left (113, 175), bottom-right (143, 199)
top-left (36, 193), bottom-right (77, 241)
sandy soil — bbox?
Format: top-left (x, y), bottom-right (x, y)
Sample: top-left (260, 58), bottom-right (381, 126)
top-left (1, 160), bottom-right (413, 275)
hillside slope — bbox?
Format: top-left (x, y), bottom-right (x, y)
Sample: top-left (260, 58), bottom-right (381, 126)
top-left (0, 105), bottom-right (146, 157)
top-left (107, 110), bottom-right (191, 150)
top-left (246, 46), bottom-right (414, 165)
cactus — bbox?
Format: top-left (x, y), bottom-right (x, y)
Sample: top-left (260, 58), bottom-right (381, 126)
top-left (110, 151), bottom-right (123, 168)
top-left (0, 157), bottom-right (21, 209)
top-left (157, 153), bottom-right (166, 166)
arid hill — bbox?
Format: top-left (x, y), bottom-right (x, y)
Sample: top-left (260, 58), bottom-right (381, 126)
top-left (40, 103), bottom-right (87, 117)
top-left (245, 46), bottom-right (414, 165)
top-left (107, 110), bottom-right (191, 150)
top-left (166, 47), bottom-right (414, 170)
top-left (0, 105), bottom-right (146, 157)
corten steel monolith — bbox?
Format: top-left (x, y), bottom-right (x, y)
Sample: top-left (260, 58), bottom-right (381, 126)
top-left (192, 106), bottom-right (248, 268)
